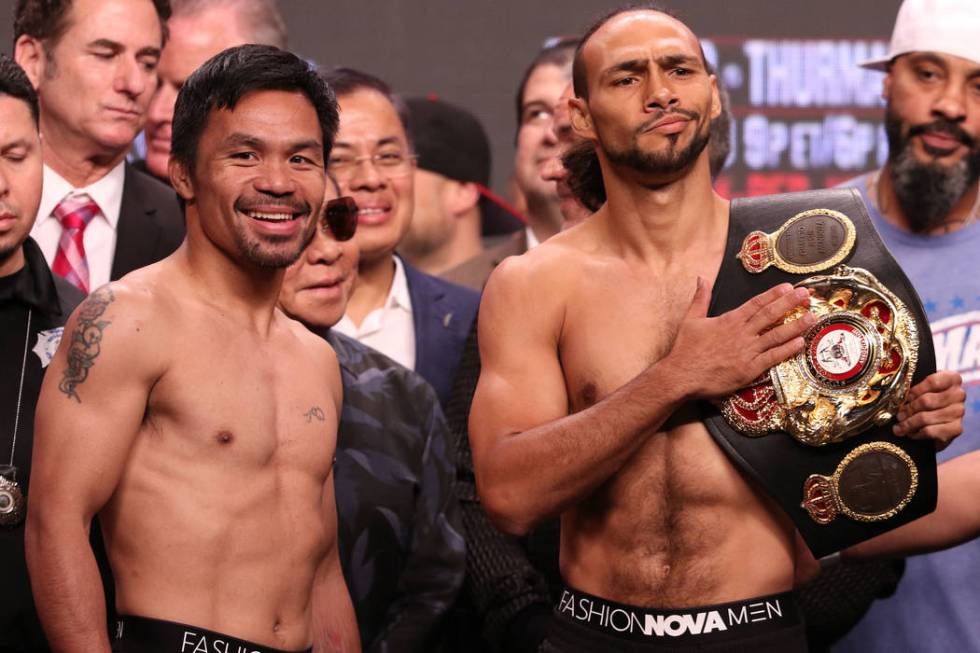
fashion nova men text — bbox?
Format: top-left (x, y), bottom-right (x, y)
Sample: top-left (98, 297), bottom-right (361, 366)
top-left (180, 630), bottom-right (262, 653)
top-left (557, 591), bottom-right (785, 637)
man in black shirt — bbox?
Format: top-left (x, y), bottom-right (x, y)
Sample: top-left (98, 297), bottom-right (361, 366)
top-left (0, 53), bottom-right (83, 653)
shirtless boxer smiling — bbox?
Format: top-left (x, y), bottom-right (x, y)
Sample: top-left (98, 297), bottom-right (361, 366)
top-left (26, 45), bottom-right (359, 653)
top-left (470, 8), bottom-right (963, 652)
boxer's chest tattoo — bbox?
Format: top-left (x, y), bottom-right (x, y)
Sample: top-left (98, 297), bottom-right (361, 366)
top-left (303, 406), bottom-right (326, 423)
top-left (59, 286), bottom-right (114, 403)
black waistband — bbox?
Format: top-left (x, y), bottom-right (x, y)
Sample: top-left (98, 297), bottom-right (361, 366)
top-left (112, 615), bottom-right (312, 653)
top-left (553, 586), bottom-right (802, 644)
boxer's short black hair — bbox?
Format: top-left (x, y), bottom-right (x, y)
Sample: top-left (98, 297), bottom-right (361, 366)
top-left (171, 44), bottom-right (339, 173)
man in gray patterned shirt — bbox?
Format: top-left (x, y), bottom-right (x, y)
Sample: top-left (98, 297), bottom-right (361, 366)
top-left (278, 181), bottom-right (465, 652)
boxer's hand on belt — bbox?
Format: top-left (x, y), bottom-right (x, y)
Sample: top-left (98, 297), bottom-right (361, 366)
top-left (665, 278), bottom-right (813, 400)
top-left (894, 371), bottom-right (966, 451)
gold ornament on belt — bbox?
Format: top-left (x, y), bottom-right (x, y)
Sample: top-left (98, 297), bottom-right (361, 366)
top-left (720, 265), bottom-right (919, 446)
top-left (801, 441), bottom-right (918, 524)
top-left (737, 209), bottom-right (856, 274)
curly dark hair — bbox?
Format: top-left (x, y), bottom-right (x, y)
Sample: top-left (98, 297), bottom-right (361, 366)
top-left (14, 0), bottom-right (172, 49)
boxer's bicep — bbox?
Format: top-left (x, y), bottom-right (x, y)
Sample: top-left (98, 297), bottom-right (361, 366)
top-left (31, 284), bottom-right (162, 522)
top-left (470, 259), bottom-right (568, 464)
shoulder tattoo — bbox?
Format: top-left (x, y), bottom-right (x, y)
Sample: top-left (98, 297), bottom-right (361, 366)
top-left (59, 286), bottom-right (115, 403)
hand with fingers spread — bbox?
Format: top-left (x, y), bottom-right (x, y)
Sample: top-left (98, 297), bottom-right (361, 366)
top-left (664, 278), bottom-right (814, 400)
top-left (893, 371), bottom-right (966, 450)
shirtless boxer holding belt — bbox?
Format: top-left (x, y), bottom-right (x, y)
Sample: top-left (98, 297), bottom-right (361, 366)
top-left (470, 7), bottom-right (964, 652)
top-left (26, 45), bottom-right (360, 653)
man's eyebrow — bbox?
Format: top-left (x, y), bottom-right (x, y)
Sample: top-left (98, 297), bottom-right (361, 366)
top-left (601, 58), bottom-right (649, 79)
top-left (289, 139), bottom-right (323, 154)
top-left (521, 99), bottom-right (552, 113)
top-left (88, 38), bottom-right (122, 53)
top-left (87, 38), bottom-right (160, 59)
top-left (331, 135), bottom-right (404, 151)
top-left (656, 53), bottom-right (701, 69)
top-left (220, 133), bottom-right (264, 149)
top-left (0, 139), bottom-right (33, 153)
top-left (136, 46), bottom-right (162, 59)
top-left (221, 133), bottom-right (323, 153)
top-left (907, 52), bottom-right (953, 73)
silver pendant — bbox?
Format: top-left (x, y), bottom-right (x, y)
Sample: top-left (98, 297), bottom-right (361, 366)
top-left (0, 475), bottom-right (25, 527)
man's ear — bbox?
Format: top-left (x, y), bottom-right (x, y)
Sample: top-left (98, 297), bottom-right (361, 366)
top-left (169, 158), bottom-right (195, 203)
top-left (708, 74), bottom-right (722, 121)
top-left (882, 72), bottom-right (893, 102)
top-left (569, 96), bottom-right (596, 141)
top-left (14, 35), bottom-right (48, 90)
top-left (447, 180), bottom-right (480, 217)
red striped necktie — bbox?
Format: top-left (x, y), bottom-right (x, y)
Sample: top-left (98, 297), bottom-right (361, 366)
top-left (52, 193), bottom-right (100, 293)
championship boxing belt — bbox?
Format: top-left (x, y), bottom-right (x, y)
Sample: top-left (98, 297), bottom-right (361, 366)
top-left (699, 188), bottom-right (937, 558)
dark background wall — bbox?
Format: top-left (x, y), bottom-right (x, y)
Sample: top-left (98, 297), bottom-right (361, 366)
top-left (0, 0), bottom-right (902, 196)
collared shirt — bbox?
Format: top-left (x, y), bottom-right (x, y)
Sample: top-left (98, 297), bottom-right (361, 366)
top-left (334, 255), bottom-right (416, 370)
top-left (323, 329), bottom-right (464, 652)
top-left (525, 225), bottom-right (541, 250)
top-left (835, 173), bottom-right (980, 653)
top-left (31, 161), bottom-right (126, 292)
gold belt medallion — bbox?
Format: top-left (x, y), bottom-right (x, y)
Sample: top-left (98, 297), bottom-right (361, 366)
top-left (737, 209), bottom-right (856, 274)
top-left (801, 441), bottom-right (918, 524)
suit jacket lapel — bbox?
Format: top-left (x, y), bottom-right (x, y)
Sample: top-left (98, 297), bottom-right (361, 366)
top-left (111, 164), bottom-right (163, 280)
top-left (402, 256), bottom-right (447, 377)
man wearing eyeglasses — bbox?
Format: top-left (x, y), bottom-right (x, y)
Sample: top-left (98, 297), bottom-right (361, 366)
top-left (321, 68), bottom-right (479, 408)
top-left (278, 180), bottom-right (464, 652)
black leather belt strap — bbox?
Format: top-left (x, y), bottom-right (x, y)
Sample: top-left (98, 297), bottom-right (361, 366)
top-left (700, 188), bottom-right (937, 557)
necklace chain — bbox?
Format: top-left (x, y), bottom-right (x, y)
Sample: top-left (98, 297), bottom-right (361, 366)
top-left (9, 309), bottom-right (32, 468)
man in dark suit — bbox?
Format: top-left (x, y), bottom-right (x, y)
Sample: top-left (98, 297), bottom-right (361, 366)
top-left (322, 68), bottom-right (479, 407)
top-left (14, 0), bottom-right (183, 293)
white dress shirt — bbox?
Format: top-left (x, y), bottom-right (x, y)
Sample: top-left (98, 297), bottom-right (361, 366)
top-left (31, 161), bottom-right (126, 292)
top-left (525, 225), bottom-right (541, 250)
top-left (334, 255), bottom-right (417, 370)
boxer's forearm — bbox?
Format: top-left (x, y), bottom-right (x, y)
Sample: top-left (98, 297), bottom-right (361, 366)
top-left (312, 554), bottom-right (362, 653)
top-left (474, 361), bottom-right (687, 536)
top-left (845, 510), bottom-right (976, 560)
top-left (846, 453), bottom-right (980, 560)
top-left (25, 514), bottom-right (111, 653)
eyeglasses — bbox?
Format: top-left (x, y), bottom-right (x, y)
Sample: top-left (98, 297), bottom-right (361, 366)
top-left (322, 196), bottom-right (358, 241)
top-left (327, 151), bottom-right (418, 181)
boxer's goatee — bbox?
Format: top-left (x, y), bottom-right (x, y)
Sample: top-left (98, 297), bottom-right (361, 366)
top-left (605, 111), bottom-right (711, 179)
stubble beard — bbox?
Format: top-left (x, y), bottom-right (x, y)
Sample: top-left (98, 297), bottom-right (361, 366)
top-left (885, 105), bottom-right (980, 233)
top-left (232, 212), bottom-right (317, 269)
top-left (603, 111), bottom-right (712, 180)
